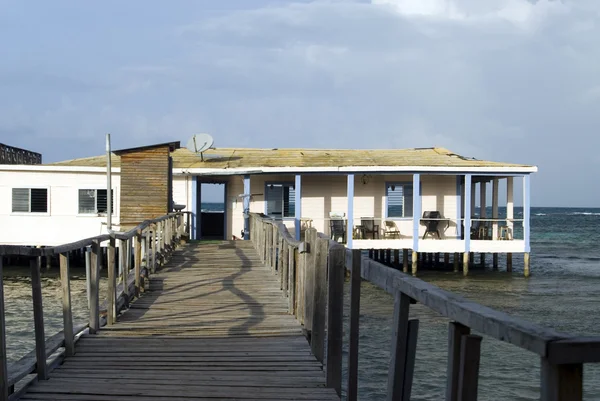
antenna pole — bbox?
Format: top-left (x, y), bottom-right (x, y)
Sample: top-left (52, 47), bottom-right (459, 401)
top-left (106, 134), bottom-right (112, 231)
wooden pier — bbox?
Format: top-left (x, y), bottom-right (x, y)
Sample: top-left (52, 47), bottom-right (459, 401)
top-left (2, 211), bottom-right (600, 401)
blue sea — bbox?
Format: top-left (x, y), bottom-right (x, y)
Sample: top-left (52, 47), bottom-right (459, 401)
top-left (2, 206), bottom-right (600, 400)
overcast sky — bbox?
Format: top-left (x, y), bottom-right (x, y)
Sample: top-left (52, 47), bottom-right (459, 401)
top-left (1, 0), bottom-right (598, 207)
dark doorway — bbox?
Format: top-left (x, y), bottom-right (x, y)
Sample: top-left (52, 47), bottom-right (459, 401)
top-left (198, 182), bottom-right (226, 240)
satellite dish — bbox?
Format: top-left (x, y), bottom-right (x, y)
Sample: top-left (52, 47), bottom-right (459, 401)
top-left (186, 134), bottom-right (214, 161)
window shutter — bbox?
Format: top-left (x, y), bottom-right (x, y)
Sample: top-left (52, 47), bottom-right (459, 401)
top-left (283, 186), bottom-right (295, 218)
top-left (12, 188), bottom-right (29, 212)
top-left (79, 189), bottom-right (96, 214)
top-left (387, 185), bottom-right (404, 217)
top-left (30, 189), bottom-right (48, 213)
top-left (265, 185), bottom-right (283, 217)
top-left (404, 185), bottom-right (414, 217)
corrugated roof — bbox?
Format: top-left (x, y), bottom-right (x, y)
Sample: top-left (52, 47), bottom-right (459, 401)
top-left (46, 147), bottom-right (534, 170)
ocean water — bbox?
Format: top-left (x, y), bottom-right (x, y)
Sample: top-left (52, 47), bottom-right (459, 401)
top-left (2, 206), bottom-right (600, 399)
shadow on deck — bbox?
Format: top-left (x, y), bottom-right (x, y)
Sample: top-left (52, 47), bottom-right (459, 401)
top-left (19, 241), bottom-right (338, 401)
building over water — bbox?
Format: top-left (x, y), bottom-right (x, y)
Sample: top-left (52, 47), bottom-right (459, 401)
top-left (0, 141), bottom-right (537, 275)
top-left (0, 143), bottom-right (42, 165)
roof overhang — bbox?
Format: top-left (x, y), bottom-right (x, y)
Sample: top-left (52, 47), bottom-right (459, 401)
top-left (113, 141), bottom-right (180, 155)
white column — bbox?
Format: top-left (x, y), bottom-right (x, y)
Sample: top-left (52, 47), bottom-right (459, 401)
top-left (347, 175), bottom-right (355, 248)
top-left (294, 175), bottom-right (302, 240)
top-left (506, 177), bottom-right (514, 235)
top-left (492, 178), bottom-right (499, 241)
top-left (412, 174), bottom-right (421, 251)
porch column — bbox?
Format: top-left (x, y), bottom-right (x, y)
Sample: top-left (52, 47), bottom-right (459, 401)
top-left (243, 175), bottom-right (250, 240)
top-left (412, 174), bottom-right (421, 275)
top-left (470, 182), bottom-right (476, 220)
top-left (456, 177), bottom-right (462, 239)
top-left (480, 181), bottom-right (487, 220)
top-left (523, 175), bottom-right (531, 277)
top-left (191, 176), bottom-right (198, 240)
top-left (463, 174), bottom-right (472, 275)
top-left (294, 175), bottom-right (302, 241)
top-left (347, 174), bottom-right (354, 248)
top-left (492, 178), bottom-right (499, 241)
top-left (506, 177), bottom-right (514, 235)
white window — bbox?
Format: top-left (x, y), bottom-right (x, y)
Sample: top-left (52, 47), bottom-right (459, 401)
top-left (79, 189), bottom-right (113, 214)
top-left (12, 188), bottom-right (48, 213)
top-left (265, 183), bottom-right (295, 218)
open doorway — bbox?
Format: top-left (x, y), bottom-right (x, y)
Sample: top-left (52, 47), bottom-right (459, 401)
top-left (197, 182), bottom-right (226, 240)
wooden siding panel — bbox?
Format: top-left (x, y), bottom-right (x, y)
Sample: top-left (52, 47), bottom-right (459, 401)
top-left (119, 147), bottom-right (170, 227)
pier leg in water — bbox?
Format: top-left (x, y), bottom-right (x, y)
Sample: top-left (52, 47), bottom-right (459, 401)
top-left (411, 251), bottom-right (418, 276)
top-left (493, 253), bottom-right (498, 270)
top-left (480, 253), bottom-right (485, 268)
top-left (386, 249), bottom-right (391, 265)
top-left (463, 252), bottom-right (469, 276)
top-left (524, 253), bottom-right (530, 277)
top-left (454, 253), bottom-right (459, 272)
top-left (507, 253), bottom-right (513, 272)
top-left (402, 249), bottom-right (408, 273)
top-left (394, 249), bottom-right (400, 268)
top-left (444, 253), bottom-right (450, 269)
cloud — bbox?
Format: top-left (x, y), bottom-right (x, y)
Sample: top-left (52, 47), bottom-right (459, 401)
top-left (0, 0), bottom-right (599, 205)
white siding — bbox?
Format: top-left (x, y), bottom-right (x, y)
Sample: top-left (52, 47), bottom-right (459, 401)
top-left (0, 170), bottom-right (121, 246)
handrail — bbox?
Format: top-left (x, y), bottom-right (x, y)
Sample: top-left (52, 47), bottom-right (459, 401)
top-left (0, 212), bottom-right (191, 401)
top-left (249, 212), bottom-right (598, 400)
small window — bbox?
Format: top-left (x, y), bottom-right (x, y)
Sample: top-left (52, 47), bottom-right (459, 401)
top-left (12, 188), bottom-right (48, 213)
top-left (265, 183), bottom-right (295, 218)
top-left (79, 189), bottom-right (114, 214)
top-left (386, 183), bottom-right (413, 218)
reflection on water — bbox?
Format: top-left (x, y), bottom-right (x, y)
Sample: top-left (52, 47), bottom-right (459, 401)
top-left (2, 267), bottom-right (106, 363)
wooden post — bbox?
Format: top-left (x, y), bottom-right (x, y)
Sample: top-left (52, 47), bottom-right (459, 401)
top-left (59, 253), bottom-right (74, 357)
top-left (107, 238), bottom-right (116, 325)
top-left (463, 252), bottom-right (469, 276)
top-left (457, 335), bottom-right (482, 401)
top-left (304, 229), bottom-right (315, 333)
top-left (403, 249), bottom-right (408, 273)
top-left (272, 224), bottom-right (278, 272)
top-left (30, 257), bottom-right (48, 380)
top-left (288, 245), bottom-right (296, 314)
top-left (480, 253), bottom-right (485, 268)
top-left (453, 253), bottom-right (459, 273)
top-left (280, 237), bottom-right (286, 290)
top-left (540, 359), bottom-right (583, 401)
top-left (444, 253), bottom-right (450, 268)
top-left (311, 237), bottom-right (329, 363)
top-left (507, 253), bottom-right (513, 272)
top-left (89, 240), bottom-right (100, 334)
top-left (151, 227), bottom-right (157, 274)
top-left (493, 253), bottom-right (498, 270)
top-left (347, 249), bottom-right (362, 401)
top-left (445, 322), bottom-right (471, 401)
top-left (281, 240), bottom-right (289, 296)
top-left (0, 257), bottom-right (9, 401)
top-left (387, 292), bottom-right (419, 401)
top-left (524, 252), bottom-right (530, 277)
top-left (385, 249), bottom-right (391, 265)
top-left (120, 239), bottom-right (129, 298)
top-left (326, 246), bottom-right (345, 396)
top-left (134, 233), bottom-right (142, 297)
top-left (393, 249), bottom-right (400, 268)
top-left (411, 251), bottom-right (417, 276)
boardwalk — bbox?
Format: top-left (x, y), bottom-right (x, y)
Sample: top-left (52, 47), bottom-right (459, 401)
top-left (19, 241), bottom-right (339, 401)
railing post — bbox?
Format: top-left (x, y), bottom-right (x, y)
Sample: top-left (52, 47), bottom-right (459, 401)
top-left (387, 292), bottom-right (419, 401)
top-left (121, 239), bottom-right (130, 298)
top-left (304, 229), bottom-right (315, 333)
top-left (59, 253), bottom-right (75, 357)
top-left (0, 257), bottom-right (9, 401)
top-left (457, 335), bottom-right (482, 401)
top-left (288, 245), bottom-right (296, 314)
top-left (540, 359), bottom-right (583, 401)
top-left (134, 232), bottom-right (142, 298)
top-left (280, 237), bottom-right (287, 293)
top-left (89, 240), bottom-right (100, 334)
top-left (326, 245), bottom-right (345, 396)
top-left (311, 236), bottom-right (329, 363)
top-left (30, 256), bottom-right (48, 380)
top-left (107, 238), bottom-right (116, 325)
top-left (347, 249), bottom-right (362, 401)
top-left (271, 224), bottom-right (277, 272)
top-left (446, 322), bottom-right (471, 401)
top-left (151, 225), bottom-right (157, 274)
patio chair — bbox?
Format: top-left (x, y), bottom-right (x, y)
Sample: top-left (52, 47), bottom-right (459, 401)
top-left (360, 218), bottom-right (379, 239)
top-left (421, 211), bottom-right (443, 239)
top-left (383, 220), bottom-right (401, 239)
top-left (330, 219), bottom-right (346, 243)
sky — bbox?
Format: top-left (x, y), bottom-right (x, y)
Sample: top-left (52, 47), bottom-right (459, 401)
top-left (0, 0), bottom-right (599, 207)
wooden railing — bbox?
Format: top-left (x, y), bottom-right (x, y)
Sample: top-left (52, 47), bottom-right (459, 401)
top-left (250, 212), bottom-right (600, 401)
top-left (0, 212), bottom-right (191, 401)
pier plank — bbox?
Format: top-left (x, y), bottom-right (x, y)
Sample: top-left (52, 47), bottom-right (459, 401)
top-left (18, 241), bottom-right (338, 400)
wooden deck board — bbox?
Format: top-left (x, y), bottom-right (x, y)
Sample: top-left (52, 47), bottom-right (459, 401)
top-left (19, 241), bottom-right (337, 400)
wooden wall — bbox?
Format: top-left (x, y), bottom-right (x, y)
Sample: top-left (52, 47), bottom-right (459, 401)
top-left (120, 147), bottom-right (171, 228)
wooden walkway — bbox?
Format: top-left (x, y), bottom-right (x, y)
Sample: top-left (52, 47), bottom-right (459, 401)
top-left (19, 241), bottom-right (339, 401)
